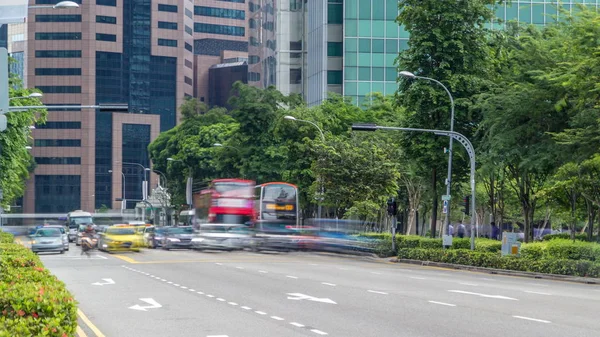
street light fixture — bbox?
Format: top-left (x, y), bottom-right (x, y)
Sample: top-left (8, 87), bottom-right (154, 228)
top-left (10, 93), bottom-right (43, 100)
top-left (284, 115), bottom-right (326, 219)
top-left (152, 169), bottom-right (168, 189)
top-left (25, 146), bottom-right (32, 150)
top-left (28, 1), bottom-right (80, 9)
top-left (399, 70), bottom-right (456, 238)
top-left (109, 169), bottom-right (127, 201)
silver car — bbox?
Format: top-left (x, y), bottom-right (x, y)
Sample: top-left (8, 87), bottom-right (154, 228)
top-left (30, 228), bottom-right (65, 254)
top-left (43, 225), bottom-right (69, 251)
top-left (192, 224), bottom-right (252, 251)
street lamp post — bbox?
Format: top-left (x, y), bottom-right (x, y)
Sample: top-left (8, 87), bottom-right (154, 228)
top-left (284, 115), bottom-right (325, 219)
top-left (399, 71), bottom-right (455, 238)
top-left (153, 169), bottom-right (168, 189)
top-left (109, 169), bottom-right (126, 209)
top-left (352, 123), bottom-right (477, 251)
top-left (120, 162), bottom-right (150, 200)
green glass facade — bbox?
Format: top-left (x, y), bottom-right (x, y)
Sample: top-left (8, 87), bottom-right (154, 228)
top-left (339, 0), bottom-right (600, 105)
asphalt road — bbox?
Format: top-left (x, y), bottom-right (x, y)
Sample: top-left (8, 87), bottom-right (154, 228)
top-left (23, 240), bottom-right (600, 337)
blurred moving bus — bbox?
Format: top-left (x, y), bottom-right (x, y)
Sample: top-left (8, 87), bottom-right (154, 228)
top-left (194, 179), bottom-right (256, 226)
top-left (66, 210), bottom-right (93, 242)
top-left (255, 182), bottom-right (299, 227)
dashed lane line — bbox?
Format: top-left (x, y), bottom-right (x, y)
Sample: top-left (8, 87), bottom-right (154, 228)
top-left (513, 316), bottom-right (551, 324)
top-left (321, 282), bottom-right (336, 287)
top-left (368, 290), bottom-right (388, 295)
top-left (428, 301), bottom-right (457, 307)
top-left (286, 275), bottom-right (299, 279)
top-left (523, 291), bottom-right (552, 296)
top-left (311, 329), bottom-right (328, 335)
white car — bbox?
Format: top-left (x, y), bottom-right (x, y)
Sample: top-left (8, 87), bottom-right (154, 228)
top-left (43, 225), bottom-right (69, 251)
top-left (192, 224), bottom-right (252, 251)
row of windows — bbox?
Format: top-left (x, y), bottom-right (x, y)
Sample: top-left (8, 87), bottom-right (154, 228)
top-left (97, 0), bottom-right (116, 6)
top-left (345, 20), bottom-right (409, 38)
top-left (194, 6), bottom-right (245, 20)
top-left (35, 68), bottom-right (81, 76)
top-left (195, 23), bottom-right (245, 36)
top-left (345, 38), bottom-right (408, 54)
top-left (35, 122), bottom-right (81, 129)
top-left (344, 81), bottom-right (398, 98)
top-left (345, 0), bottom-right (399, 21)
top-left (35, 157), bottom-right (81, 165)
top-left (97, 33), bottom-right (117, 42)
top-left (35, 50), bottom-right (81, 58)
top-left (345, 52), bottom-right (400, 68)
top-left (158, 38), bottom-right (177, 47)
top-left (345, 67), bottom-right (399, 82)
top-left (219, 0), bottom-right (245, 3)
top-left (36, 86), bottom-right (81, 94)
top-left (158, 21), bottom-right (178, 30)
top-left (34, 139), bottom-right (81, 147)
top-left (97, 15), bottom-right (117, 24)
top-left (35, 32), bottom-right (81, 40)
top-left (158, 4), bottom-right (177, 12)
top-left (35, 14), bottom-right (81, 22)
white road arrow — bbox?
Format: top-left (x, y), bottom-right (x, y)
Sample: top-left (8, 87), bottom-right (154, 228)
top-left (286, 293), bottom-right (337, 304)
top-left (128, 298), bottom-right (162, 311)
top-left (448, 290), bottom-right (518, 301)
top-left (91, 278), bottom-right (115, 286)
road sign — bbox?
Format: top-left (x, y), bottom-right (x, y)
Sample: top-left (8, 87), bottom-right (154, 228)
top-left (91, 278), bottom-right (115, 286)
top-left (0, 115), bottom-right (6, 131)
top-left (286, 293), bottom-right (337, 304)
top-left (442, 195), bottom-right (451, 201)
top-left (129, 298), bottom-right (162, 311)
top-left (442, 199), bottom-right (448, 214)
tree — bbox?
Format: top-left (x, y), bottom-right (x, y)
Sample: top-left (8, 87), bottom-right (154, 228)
top-left (395, 0), bottom-right (496, 237)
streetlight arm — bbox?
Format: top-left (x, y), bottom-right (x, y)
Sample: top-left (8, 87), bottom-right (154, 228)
top-left (414, 76), bottom-right (455, 132)
top-left (296, 119), bottom-right (325, 141)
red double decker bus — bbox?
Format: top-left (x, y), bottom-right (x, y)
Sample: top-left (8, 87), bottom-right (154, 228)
top-left (193, 179), bottom-right (256, 226)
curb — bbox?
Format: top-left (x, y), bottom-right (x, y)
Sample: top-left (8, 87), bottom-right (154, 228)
top-left (390, 258), bottom-right (600, 285)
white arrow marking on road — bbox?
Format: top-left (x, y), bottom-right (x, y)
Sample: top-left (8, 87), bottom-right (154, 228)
top-left (128, 298), bottom-right (162, 311)
top-left (286, 293), bottom-right (337, 304)
top-left (448, 290), bottom-right (518, 301)
top-left (91, 278), bottom-right (115, 286)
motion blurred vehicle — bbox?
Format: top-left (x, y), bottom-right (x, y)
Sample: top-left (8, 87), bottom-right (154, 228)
top-left (76, 224), bottom-right (96, 246)
top-left (30, 228), bottom-right (65, 254)
top-left (97, 226), bottom-right (140, 253)
top-left (112, 224), bottom-right (146, 247)
top-left (162, 226), bottom-right (194, 250)
top-left (145, 226), bottom-right (168, 249)
top-left (42, 225), bottom-right (69, 251)
top-left (192, 223), bottom-right (252, 251)
top-left (179, 210), bottom-right (195, 226)
top-left (66, 210), bottom-right (93, 242)
top-left (194, 179), bottom-right (256, 225)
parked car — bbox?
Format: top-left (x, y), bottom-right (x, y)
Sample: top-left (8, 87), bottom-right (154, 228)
top-left (192, 224), bottom-right (252, 251)
top-left (30, 228), bottom-right (65, 254)
top-left (162, 226), bottom-right (194, 250)
top-left (42, 225), bottom-right (69, 251)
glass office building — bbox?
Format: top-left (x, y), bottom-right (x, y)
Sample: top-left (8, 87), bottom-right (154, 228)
top-left (307, 0), bottom-right (600, 107)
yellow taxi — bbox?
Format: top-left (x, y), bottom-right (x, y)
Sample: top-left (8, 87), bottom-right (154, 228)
top-left (112, 224), bottom-right (148, 247)
top-left (97, 226), bottom-right (141, 252)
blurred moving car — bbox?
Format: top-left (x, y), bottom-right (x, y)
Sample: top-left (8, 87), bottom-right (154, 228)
top-left (75, 223), bottom-right (96, 246)
top-left (30, 228), bottom-right (65, 254)
top-left (97, 226), bottom-right (140, 252)
top-left (162, 226), bottom-right (194, 250)
top-left (112, 224), bottom-right (146, 247)
top-left (144, 226), bottom-right (169, 249)
top-left (192, 224), bottom-right (252, 251)
top-left (42, 225), bottom-right (69, 251)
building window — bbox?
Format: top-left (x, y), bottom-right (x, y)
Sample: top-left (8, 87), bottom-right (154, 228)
top-left (249, 19), bottom-right (256, 29)
top-left (290, 68), bottom-right (302, 85)
top-left (262, 21), bottom-right (274, 31)
top-left (35, 175), bottom-right (81, 213)
top-left (184, 76), bottom-right (193, 85)
top-left (185, 25), bottom-right (193, 35)
top-left (35, 68), bottom-right (82, 76)
top-left (327, 70), bottom-right (342, 85)
top-left (249, 2), bottom-right (260, 12)
top-left (327, 3), bottom-right (343, 24)
top-left (194, 6), bottom-right (245, 20)
top-left (96, 15), bottom-right (117, 24)
top-left (35, 121), bottom-right (82, 129)
top-left (35, 50), bottom-right (81, 58)
top-left (327, 42), bottom-right (343, 57)
top-left (158, 21), bottom-right (178, 30)
top-left (185, 42), bottom-right (193, 52)
top-left (185, 8), bottom-right (193, 19)
top-left (34, 139), bottom-right (81, 147)
top-left (35, 157), bottom-right (81, 165)
top-left (158, 4), bottom-right (177, 12)
top-left (249, 72), bottom-right (260, 82)
top-left (96, 33), bottom-right (117, 42)
top-left (158, 38), bottom-right (177, 47)
top-left (194, 23), bottom-right (245, 37)
top-left (185, 59), bottom-right (193, 69)
top-left (96, 0), bottom-right (116, 6)
top-left (36, 86), bottom-right (81, 94)
top-left (35, 14), bottom-right (81, 22)
top-left (35, 32), bottom-right (82, 40)
top-left (248, 55), bottom-right (260, 64)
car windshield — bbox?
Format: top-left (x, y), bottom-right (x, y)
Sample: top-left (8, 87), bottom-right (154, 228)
top-left (168, 227), bottom-right (193, 234)
top-left (106, 228), bottom-right (136, 235)
top-left (45, 226), bottom-right (65, 234)
top-left (155, 228), bottom-right (168, 235)
top-left (70, 217), bottom-right (93, 228)
top-left (36, 229), bottom-right (61, 237)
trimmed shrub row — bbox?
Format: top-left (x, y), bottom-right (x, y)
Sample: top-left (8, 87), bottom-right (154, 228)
top-left (397, 248), bottom-right (600, 278)
top-left (0, 232), bottom-right (78, 337)
top-left (365, 233), bottom-right (501, 257)
top-left (542, 233), bottom-right (598, 242)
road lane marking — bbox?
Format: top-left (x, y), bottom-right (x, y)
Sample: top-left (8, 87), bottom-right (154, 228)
top-left (197, 291), bottom-right (204, 294)
top-left (180, 286), bottom-right (188, 289)
top-left (310, 263), bottom-right (318, 266)
top-left (216, 263), bottom-right (223, 265)
top-left (167, 281), bottom-right (173, 284)
top-left (338, 267), bottom-right (349, 270)
top-left (217, 298), bottom-right (226, 302)
top-left (271, 316), bottom-right (284, 320)
top-left (480, 278), bottom-right (494, 281)
top-left (286, 275), bottom-right (298, 279)
top-left (428, 301), bottom-right (456, 307)
top-left (410, 276), bottom-right (426, 280)
top-left (228, 302), bottom-right (238, 306)
top-left (173, 284), bottom-right (180, 286)
top-left (77, 309), bottom-right (106, 337)
top-left (207, 335), bottom-right (229, 337)
top-left (321, 282), bottom-right (336, 286)
top-left (448, 290), bottom-right (518, 301)
top-left (524, 291), bottom-right (552, 296)
top-left (189, 289), bottom-right (195, 292)
top-left (290, 322), bottom-right (305, 327)
top-left (111, 254), bottom-right (138, 263)
top-left (241, 306), bottom-right (252, 310)
top-left (513, 316), bottom-right (551, 324)
top-left (255, 311), bottom-right (267, 315)
top-left (76, 326), bottom-right (88, 337)
top-left (368, 290), bottom-right (388, 295)
top-left (236, 266), bottom-right (244, 269)
top-left (371, 272), bottom-right (382, 275)
top-left (206, 294), bottom-right (215, 298)
top-left (311, 329), bottom-right (328, 335)
top-left (259, 270), bottom-right (268, 273)
top-left (459, 282), bottom-right (479, 286)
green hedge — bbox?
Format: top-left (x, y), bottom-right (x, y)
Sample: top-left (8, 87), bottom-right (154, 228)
top-left (542, 233), bottom-right (598, 242)
top-left (363, 233), bottom-right (501, 256)
top-left (0, 232), bottom-right (78, 337)
top-left (397, 248), bottom-right (600, 278)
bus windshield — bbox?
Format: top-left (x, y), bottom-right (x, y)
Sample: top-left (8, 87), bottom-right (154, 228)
top-left (214, 182), bottom-right (254, 198)
top-left (69, 217), bottom-right (93, 228)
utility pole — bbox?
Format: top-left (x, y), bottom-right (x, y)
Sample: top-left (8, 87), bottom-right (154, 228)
top-left (388, 197), bottom-right (398, 253)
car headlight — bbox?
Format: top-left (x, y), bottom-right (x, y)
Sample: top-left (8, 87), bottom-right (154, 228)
top-left (167, 238), bottom-right (180, 242)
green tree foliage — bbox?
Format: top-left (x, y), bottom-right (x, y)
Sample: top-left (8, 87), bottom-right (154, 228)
top-left (1, 73), bottom-right (46, 207)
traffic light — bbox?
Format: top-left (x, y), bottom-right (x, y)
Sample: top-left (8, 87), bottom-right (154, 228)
top-left (387, 197), bottom-right (398, 216)
top-left (462, 196), bottom-right (470, 215)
